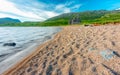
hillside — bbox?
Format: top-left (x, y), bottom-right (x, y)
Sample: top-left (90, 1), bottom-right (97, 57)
top-left (0, 17), bottom-right (21, 25)
top-left (0, 10), bottom-right (120, 26)
top-left (46, 10), bottom-right (120, 25)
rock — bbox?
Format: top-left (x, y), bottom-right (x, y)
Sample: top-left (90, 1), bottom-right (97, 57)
top-left (3, 42), bottom-right (16, 47)
top-left (100, 49), bottom-right (115, 60)
top-left (0, 42), bottom-right (3, 43)
top-left (84, 24), bottom-right (89, 27)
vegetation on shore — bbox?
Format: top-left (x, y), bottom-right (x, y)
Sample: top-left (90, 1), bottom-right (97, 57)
top-left (0, 10), bottom-right (120, 26)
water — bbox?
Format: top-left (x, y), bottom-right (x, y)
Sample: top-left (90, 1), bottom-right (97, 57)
top-left (0, 27), bottom-right (61, 62)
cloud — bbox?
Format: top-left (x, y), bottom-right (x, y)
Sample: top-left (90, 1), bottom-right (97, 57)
top-left (65, 1), bottom-right (75, 6)
top-left (0, 0), bottom-right (43, 21)
top-left (0, 13), bottom-right (18, 19)
top-left (55, 4), bottom-right (71, 13)
top-left (55, 2), bottom-right (82, 13)
top-left (72, 4), bottom-right (82, 9)
top-left (56, 5), bottom-right (65, 9)
top-left (0, 0), bottom-right (82, 22)
top-left (0, 0), bottom-right (59, 21)
top-left (115, 8), bottom-right (120, 10)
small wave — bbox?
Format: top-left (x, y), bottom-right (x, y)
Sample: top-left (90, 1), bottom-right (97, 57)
top-left (0, 54), bottom-right (8, 57)
top-left (0, 27), bottom-right (61, 62)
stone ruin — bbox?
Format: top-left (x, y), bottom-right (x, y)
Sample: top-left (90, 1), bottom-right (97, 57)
top-left (69, 16), bottom-right (81, 25)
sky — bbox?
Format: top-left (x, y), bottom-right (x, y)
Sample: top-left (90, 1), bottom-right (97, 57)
top-left (0, 0), bottom-right (120, 22)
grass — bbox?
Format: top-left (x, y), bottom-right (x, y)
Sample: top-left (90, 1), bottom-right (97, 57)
top-left (0, 10), bottom-right (120, 26)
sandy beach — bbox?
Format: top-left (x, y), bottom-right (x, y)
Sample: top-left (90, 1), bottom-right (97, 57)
top-left (2, 25), bottom-right (120, 75)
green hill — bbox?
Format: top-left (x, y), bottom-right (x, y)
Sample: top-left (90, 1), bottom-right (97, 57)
top-left (46, 10), bottom-right (109, 25)
top-left (46, 10), bottom-right (120, 25)
top-left (1, 10), bottom-right (120, 26)
top-left (0, 17), bottom-right (21, 25)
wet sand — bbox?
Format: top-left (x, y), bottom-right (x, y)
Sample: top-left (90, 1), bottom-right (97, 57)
top-left (2, 25), bottom-right (120, 75)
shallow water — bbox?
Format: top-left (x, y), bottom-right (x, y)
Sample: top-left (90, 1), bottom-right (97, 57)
top-left (0, 27), bottom-right (61, 62)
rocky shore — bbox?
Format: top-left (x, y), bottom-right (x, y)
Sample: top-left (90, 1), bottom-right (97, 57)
top-left (2, 25), bottom-right (120, 75)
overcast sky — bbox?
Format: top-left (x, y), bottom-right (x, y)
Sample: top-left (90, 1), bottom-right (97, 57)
top-left (0, 0), bottom-right (120, 22)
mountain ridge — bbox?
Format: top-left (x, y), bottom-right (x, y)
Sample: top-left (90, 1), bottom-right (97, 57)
top-left (0, 17), bottom-right (21, 24)
top-left (0, 10), bottom-right (120, 26)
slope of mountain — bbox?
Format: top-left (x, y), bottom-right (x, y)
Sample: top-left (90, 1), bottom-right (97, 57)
top-left (0, 17), bottom-right (21, 24)
top-left (1, 10), bottom-right (120, 26)
top-left (47, 10), bottom-right (109, 21)
top-left (46, 10), bottom-right (120, 24)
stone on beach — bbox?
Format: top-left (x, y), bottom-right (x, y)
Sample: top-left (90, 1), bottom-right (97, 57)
top-left (100, 49), bottom-right (116, 60)
top-left (3, 42), bottom-right (16, 47)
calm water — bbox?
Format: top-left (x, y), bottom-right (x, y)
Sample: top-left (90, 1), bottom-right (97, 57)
top-left (0, 27), bottom-right (61, 62)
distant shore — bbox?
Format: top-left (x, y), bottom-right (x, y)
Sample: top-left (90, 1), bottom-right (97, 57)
top-left (2, 24), bottom-right (120, 75)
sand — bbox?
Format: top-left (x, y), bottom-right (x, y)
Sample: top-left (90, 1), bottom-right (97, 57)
top-left (2, 25), bottom-right (120, 75)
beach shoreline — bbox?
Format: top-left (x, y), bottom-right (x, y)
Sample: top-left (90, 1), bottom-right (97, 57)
top-left (0, 27), bottom-right (62, 75)
top-left (2, 25), bottom-right (120, 75)
top-left (0, 27), bottom-right (62, 63)
top-left (0, 43), bottom-right (38, 74)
